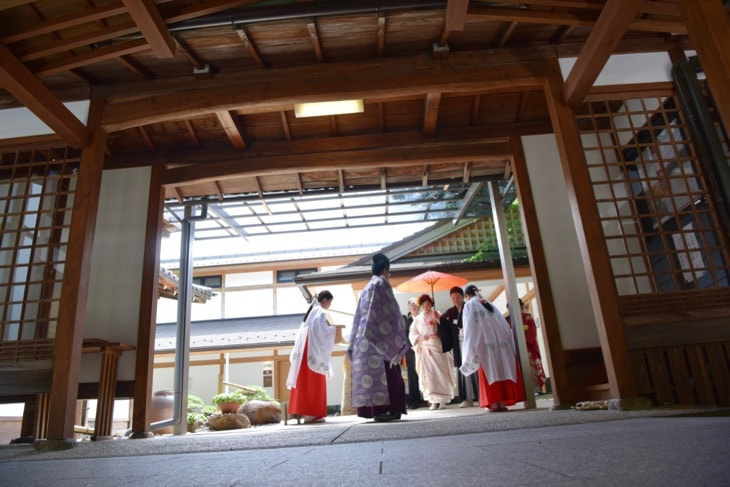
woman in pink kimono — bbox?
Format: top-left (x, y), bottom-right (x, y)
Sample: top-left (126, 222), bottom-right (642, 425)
top-left (409, 293), bottom-right (455, 410)
top-left (287, 290), bottom-right (337, 423)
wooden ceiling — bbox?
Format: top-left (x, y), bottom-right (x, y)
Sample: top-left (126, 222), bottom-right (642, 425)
top-left (0, 0), bottom-right (695, 201)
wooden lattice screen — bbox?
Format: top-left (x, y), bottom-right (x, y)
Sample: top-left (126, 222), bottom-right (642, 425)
top-left (0, 147), bottom-right (78, 348)
top-left (574, 88), bottom-right (730, 406)
top-left (575, 89), bottom-right (730, 301)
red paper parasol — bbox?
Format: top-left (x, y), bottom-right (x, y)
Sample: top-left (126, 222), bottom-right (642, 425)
top-left (395, 270), bottom-right (469, 300)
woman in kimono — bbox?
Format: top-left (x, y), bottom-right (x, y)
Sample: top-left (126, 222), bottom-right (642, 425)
top-left (287, 290), bottom-right (337, 423)
top-left (516, 299), bottom-right (547, 395)
top-left (460, 284), bottom-right (525, 412)
top-left (409, 293), bottom-right (455, 410)
top-left (348, 253), bottom-right (410, 422)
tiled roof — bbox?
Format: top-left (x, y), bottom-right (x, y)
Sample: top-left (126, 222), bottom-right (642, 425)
top-left (155, 314), bottom-right (303, 353)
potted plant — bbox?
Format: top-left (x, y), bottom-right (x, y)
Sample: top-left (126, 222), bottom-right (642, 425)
top-left (211, 391), bottom-right (246, 413)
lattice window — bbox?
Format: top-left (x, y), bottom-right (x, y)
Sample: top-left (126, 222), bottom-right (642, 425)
top-left (0, 148), bottom-right (78, 341)
top-left (575, 91), bottom-right (730, 295)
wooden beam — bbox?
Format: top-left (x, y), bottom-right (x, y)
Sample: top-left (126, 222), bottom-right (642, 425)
top-left (122, 0), bottom-right (176, 58)
top-left (562, 0), bottom-right (643, 107)
top-left (1, 1), bottom-right (130, 43)
top-left (0, 43), bottom-right (90, 148)
top-left (46, 98), bottom-right (107, 441)
top-left (468, 5), bottom-right (685, 34)
top-left (216, 110), bottom-right (247, 150)
top-left (102, 55), bottom-right (546, 132)
top-left (543, 58), bottom-right (637, 399)
top-left (161, 141), bottom-right (511, 187)
top-left (445, 0), bottom-right (469, 32)
top-left (33, 38), bottom-right (150, 77)
top-left (677, 0), bottom-right (730, 136)
top-left (131, 165), bottom-right (164, 436)
top-left (105, 123), bottom-right (543, 169)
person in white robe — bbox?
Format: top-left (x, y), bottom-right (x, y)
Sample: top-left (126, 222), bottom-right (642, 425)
top-left (460, 284), bottom-right (524, 412)
top-left (287, 291), bottom-right (337, 422)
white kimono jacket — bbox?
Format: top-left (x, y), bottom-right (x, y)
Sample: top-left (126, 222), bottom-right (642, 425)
top-left (286, 302), bottom-right (337, 389)
top-left (459, 297), bottom-right (518, 384)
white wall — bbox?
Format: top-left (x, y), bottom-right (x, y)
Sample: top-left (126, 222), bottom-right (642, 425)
top-left (82, 167), bottom-right (151, 382)
top-left (0, 101), bottom-right (90, 139)
top-left (521, 134), bottom-right (600, 349)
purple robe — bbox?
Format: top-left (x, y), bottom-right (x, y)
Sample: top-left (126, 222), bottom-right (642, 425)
top-left (348, 275), bottom-right (409, 408)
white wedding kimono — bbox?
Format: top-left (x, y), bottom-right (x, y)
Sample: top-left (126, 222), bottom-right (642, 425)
top-left (459, 297), bottom-right (518, 384)
top-left (286, 301), bottom-right (337, 389)
top-left (409, 309), bottom-right (455, 403)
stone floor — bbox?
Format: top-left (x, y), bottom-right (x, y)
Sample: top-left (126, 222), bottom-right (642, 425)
top-left (1, 398), bottom-right (728, 486)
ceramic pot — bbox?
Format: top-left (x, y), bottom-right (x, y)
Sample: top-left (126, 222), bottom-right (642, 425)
top-left (150, 390), bottom-right (175, 434)
top-left (217, 401), bottom-right (242, 414)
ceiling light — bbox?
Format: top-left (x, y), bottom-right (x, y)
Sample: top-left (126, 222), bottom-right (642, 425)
top-left (294, 99), bottom-right (364, 118)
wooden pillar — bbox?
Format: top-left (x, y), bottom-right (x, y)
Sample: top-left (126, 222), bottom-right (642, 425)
top-left (93, 346), bottom-right (119, 439)
top-left (509, 137), bottom-right (573, 406)
top-left (542, 59), bottom-right (637, 399)
top-left (46, 99), bottom-right (107, 442)
top-left (678, 0), bottom-right (730, 133)
top-left (131, 165), bottom-right (165, 436)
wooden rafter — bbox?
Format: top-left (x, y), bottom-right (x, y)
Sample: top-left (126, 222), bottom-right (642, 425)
top-left (307, 20), bottom-right (324, 63)
top-left (138, 125), bottom-right (155, 150)
top-left (34, 38), bottom-right (151, 76)
top-left (0, 43), bottom-right (90, 148)
top-left (562, 0), bottom-right (643, 106)
top-left (381, 168), bottom-right (387, 190)
top-left (279, 111), bottom-right (292, 140)
top-left (184, 120), bottom-right (200, 146)
top-left (423, 92), bottom-right (442, 135)
top-left (121, 0), bottom-right (175, 58)
top-left (376, 14), bottom-right (386, 58)
top-left (235, 26), bottom-right (267, 68)
top-left (117, 55), bottom-right (155, 79)
top-left (174, 36), bottom-right (206, 71)
top-left (463, 161), bottom-right (471, 183)
top-left (470, 94), bottom-right (481, 125)
top-left (445, 0), bottom-right (469, 32)
top-left (338, 170), bottom-right (345, 193)
top-left (421, 165), bottom-right (429, 186)
top-left (495, 21), bottom-right (518, 48)
top-left (216, 110), bottom-right (247, 150)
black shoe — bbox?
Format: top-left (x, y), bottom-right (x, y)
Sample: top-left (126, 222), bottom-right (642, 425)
top-left (407, 403), bottom-right (419, 410)
top-left (373, 412), bottom-right (401, 422)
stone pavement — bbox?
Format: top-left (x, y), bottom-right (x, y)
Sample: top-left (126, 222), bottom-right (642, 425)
top-left (1, 401), bottom-right (728, 486)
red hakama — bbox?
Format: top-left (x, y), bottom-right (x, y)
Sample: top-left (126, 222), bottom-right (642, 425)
top-left (477, 359), bottom-right (526, 409)
top-left (288, 337), bottom-right (327, 419)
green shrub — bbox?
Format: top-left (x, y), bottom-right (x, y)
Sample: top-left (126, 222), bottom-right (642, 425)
top-left (187, 412), bottom-right (206, 425)
top-left (188, 394), bottom-right (205, 412)
top-left (211, 390), bottom-right (246, 405)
